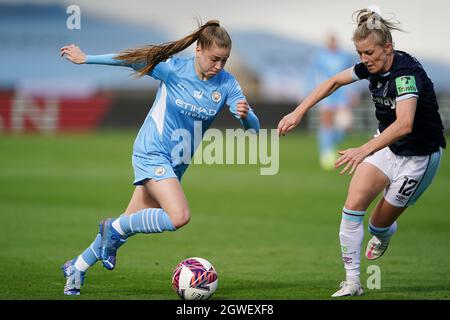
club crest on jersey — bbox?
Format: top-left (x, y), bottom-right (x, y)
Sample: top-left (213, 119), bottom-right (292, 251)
top-left (212, 91), bottom-right (221, 103)
top-left (154, 166), bottom-right (166, 176)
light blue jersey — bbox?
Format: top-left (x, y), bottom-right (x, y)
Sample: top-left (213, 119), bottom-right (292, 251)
top-left (86, 54), bottom-right (260, 183)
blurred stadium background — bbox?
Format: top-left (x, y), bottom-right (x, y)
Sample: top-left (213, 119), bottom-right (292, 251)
top-left (1, 0), bottom-right (449, 300)
top-left (1, 0), bottom-right (450, 133)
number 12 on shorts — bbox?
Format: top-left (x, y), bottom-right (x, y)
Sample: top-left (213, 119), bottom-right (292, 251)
top-left (398, 177), bottom-right (418, 196)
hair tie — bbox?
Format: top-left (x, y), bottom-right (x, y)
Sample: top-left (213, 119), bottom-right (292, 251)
top-left (367, 4), bottom-right (382, 16)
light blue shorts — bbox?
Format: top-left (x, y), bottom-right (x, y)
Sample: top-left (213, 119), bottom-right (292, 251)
top-left (318, 92), bottom-right (348, 111)
top-left (132, 154), bottom-right (188, 186)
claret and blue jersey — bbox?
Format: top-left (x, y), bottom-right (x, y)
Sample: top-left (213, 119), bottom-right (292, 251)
top-left (85, 54), bottom-right (260, 180)
top-left (351, 50), bottom-right (446, 156)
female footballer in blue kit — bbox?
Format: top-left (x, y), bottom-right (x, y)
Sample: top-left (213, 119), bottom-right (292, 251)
top-left (278, 7), bottom-right (445, 297)
top-left (60, 20), bottom-right (260, 295)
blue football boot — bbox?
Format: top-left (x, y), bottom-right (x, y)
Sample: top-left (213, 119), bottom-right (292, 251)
top-left (62, 258), bottom-right (85, 295)
top-left (99, 218), bottom-right (127, 270)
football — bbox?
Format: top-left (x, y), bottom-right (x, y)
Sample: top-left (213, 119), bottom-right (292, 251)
top-left (172, 257), bottom-right (218, 300)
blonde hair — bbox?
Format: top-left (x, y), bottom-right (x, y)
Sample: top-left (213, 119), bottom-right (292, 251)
top-left (352, 8), bottom-right (404, 46)
top-left (115, 19), bottom-right (231, 77)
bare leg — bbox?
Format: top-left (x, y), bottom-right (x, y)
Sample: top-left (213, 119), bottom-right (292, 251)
top-left (143, 178), bottom-right (191, 229)
top-left (123, 185), bottom-right (161, 215)
top-left (112, 178), bottom-right (190, 232)
top-left (98, 178), bottom-right (190, 271)
top-left (344, 162), bottom-right (390, 211)
top-left (370, 197), bottom-right (406, 227)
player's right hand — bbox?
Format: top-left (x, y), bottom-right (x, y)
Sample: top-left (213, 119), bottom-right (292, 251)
top-left (236, 100), bottom-right (250, 119)
top-left (277, 112), bottom-right (302, 136)
top-left (60, 44), bottom-right (86, 64)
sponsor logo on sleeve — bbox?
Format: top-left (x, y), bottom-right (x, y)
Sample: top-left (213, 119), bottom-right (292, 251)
top-left (395, 76), bottom-right (418, 95)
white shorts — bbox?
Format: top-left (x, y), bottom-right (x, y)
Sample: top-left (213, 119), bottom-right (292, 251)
top-left (363, 146), bottom-right (443, 208)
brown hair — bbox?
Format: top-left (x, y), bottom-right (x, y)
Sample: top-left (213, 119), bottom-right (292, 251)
top-left (115, 19), bottom-right (231, 77)
top-left (352, 8), bottom-right (404, 46)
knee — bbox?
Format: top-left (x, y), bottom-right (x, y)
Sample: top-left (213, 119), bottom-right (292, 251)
top-left (344, 194), bottom-right (369, 212)
top-left (169, 207), bottom-right (191, 229)
top-left (343, 201), bottom-right (367, 212)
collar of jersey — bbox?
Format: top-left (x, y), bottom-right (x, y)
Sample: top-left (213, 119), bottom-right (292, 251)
top-left (375, 50), bottom-right (403, 77)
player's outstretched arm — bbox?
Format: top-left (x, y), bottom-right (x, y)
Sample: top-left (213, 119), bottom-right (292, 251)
top-left (277, 67), bottom-right (355, 136)
top-left (60, 44), bottom-right (142, 69)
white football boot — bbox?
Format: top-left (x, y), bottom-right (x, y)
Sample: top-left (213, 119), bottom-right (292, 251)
top-left (331, 281), bottom-right (364, 297)
top-left (62, 259), bottom-right (85, 295)
top-left (365, 235), bottom-right (391, 260)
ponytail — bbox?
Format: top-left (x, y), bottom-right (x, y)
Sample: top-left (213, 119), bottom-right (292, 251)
top-left (115, 19), bottom-right (231, 77)
top-left (352, 8), bottom-right (404, 46)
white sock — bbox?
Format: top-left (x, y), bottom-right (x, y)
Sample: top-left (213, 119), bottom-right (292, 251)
top-left (74, 256), bottom-right (90, 272)
top-left (112, 218), bottom-right (126, 236)
top-left (340, 208), bottom-right (366, 283)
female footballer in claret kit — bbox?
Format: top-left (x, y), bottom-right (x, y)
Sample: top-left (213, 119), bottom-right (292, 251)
top-left (278, 7), bottom-right (445, 297)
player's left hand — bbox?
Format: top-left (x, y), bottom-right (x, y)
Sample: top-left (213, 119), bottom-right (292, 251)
top-left (236, 100), bottom-right (249, 119)
top-left (335, 146), bottom-right (371, 175)
top-left (60, 44), bottom-right (86, 64)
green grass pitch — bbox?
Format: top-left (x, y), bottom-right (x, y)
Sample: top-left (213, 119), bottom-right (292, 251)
top-left (1, 131), bottom-right (449, 300)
